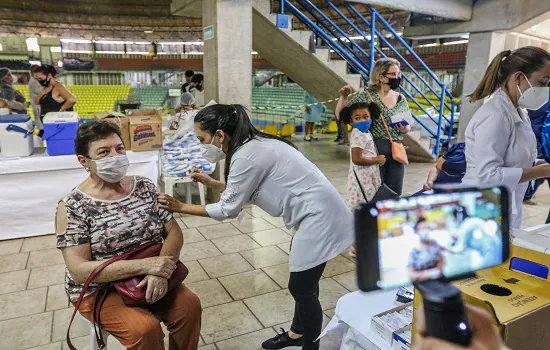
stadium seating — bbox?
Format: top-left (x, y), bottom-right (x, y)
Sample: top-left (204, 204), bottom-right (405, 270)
top-left (252, 87), bottom-right (334, 126)
top-left (135, 86), bottom-right (168, 109)
top-left (14, 85), bottom-right (131, 119)
top-left (69, 85), bottom-right (131, 118)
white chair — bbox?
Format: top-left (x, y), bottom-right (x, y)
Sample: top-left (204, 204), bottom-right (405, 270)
top-left (80, 314), bottom-right (110, 350)
top-left (162, 176), bottom-right (206, 205)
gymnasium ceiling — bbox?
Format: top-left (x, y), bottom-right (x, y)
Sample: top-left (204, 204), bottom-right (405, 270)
top-left (0, 0), bottom-right (411, 41)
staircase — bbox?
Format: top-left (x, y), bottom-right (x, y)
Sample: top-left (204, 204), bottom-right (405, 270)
top-left (251, 0), bottom-right (457, 160)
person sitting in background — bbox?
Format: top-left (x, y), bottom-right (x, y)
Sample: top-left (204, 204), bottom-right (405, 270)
top-left (189, 73), bottom-right (204, 106)
top-left (181, 70), bottom-right (195, 94)
top-left (340, 102), bottom-right (385, 208)
top-left (171, 92), bottom-right (198, 130)
top-left (56, 121), bottom-right (201, 350)
top-left (28, 65), bottom-right (43, 129)
top-left (0, 67), bottom-right (27, 114)
top-left (33, 65), bottom-right (77, 126)
top-left (423, 142), bottom-right (466, 191)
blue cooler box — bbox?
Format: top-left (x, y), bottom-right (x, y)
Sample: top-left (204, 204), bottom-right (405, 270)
top-left (43, 112), bottom-right (79, 156)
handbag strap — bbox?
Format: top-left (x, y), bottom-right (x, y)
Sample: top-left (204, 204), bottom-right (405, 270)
top-left (353, 168), bottom-right (368, 203)
top-left (66, 241), bottom-right (157, 350)
top-left (365, 89), bottom-right (394, 143)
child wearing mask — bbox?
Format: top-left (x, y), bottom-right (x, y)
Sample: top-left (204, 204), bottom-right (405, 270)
top-left (341, 102), bottom-right (386, 209)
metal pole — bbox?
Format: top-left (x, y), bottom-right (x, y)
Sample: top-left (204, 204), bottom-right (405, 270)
top-left (435, 84), bottom-right (446, 155)
top-left (369, 11), bottom-right (375, 74)
top-left (280, 0), bottom-right (285, 14)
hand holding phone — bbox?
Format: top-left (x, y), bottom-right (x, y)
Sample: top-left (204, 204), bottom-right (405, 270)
top-left (354, 187), bottom-right (509, 291)
top-left (389, 120), bottom-right (410, 129)
top-left (414, 303), bottom-right (510, 350)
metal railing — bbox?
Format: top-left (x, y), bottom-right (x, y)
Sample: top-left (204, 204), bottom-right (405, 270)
top-left (279, 0), bottom-right (456, 155)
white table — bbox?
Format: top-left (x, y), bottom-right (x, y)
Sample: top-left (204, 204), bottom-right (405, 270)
top-left (0, 149), bottom-right (159, 240)
top-left (320, 289), bottom-right (403, 350)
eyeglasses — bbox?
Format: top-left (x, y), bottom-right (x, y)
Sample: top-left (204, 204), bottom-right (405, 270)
top-left (384, 72), bottom-right (402, 78)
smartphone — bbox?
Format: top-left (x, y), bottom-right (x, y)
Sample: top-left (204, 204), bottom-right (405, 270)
top-left (355, 187), bottom-right (510, 291)
top-left (389, 120), bottom-right (410, 128)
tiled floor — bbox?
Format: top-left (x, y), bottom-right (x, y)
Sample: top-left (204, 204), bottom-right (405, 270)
top-left (1, 137), bottom-right (549, 350)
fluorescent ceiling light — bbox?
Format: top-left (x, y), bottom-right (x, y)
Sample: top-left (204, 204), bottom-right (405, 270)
top-left (50, 46), bottom-right (62, 52)
top-left (63, 50), bottom-right (91, 54)
top-left (29, 60), bottom-right (41, 65)
top-left (144, 30), bottom-right (154, 34)
top-left (442, 39), bottom-right (469, 45)
top-left (186, 52), bottom-right (204, 55)
top-left (252, 51), bottom-right (258, 54)
top-left (60, 39), bottom-right (92, 44)
top-left (406, 33), bottom-right (469, 40)
top-left (531, 25), bottom-right (537, 31)
top-left (417, 43), bottom-right (438, 48)
top-left (97, 50), bottom-right (127, 54)
top-left (94, 40), bottom-right (125, 45)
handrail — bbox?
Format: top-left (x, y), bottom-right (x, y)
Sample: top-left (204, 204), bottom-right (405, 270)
top-left (300, 0), bottom-right (372, 64)
top-left (283, 1), bottom-right (370, 78)
top-left (365, 4), bottom-right (455, 102)
top-left (345, 4), bottom-right (453, 120)
top-left (279, 0), bottom-right (456, 154)
top-left (294, 0), bottom-right (369, 73)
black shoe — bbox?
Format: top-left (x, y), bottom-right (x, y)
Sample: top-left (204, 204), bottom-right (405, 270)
top-left (262, 328), bottom-right (304, 349)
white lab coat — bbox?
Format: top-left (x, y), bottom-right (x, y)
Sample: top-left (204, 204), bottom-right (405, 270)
top-left (206, 138), bottom-right (355, 272)
top-left (462, 89), bottom-right (537, 229)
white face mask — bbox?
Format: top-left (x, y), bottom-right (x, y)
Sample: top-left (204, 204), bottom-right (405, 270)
top-left (11, 75), bottom-right (17, 84)
top-left (202, 136), bottom-right (225, 163)
top-left (90, 154), bottom-right (130, 183)
top-left (517, 73), bottom-right (550, 110)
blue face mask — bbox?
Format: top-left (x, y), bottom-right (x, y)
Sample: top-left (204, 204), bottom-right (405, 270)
top-left (354, 120), bottom-right (372, 133)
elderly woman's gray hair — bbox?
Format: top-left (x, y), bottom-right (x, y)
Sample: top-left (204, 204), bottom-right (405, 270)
top-left (368, 58), bottom-right (401, 89)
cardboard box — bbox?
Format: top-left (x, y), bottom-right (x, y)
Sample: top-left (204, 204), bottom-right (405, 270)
top-left (126, 109), bottom-right (163, 151)
top-left (413, 245), bottom-right (550, 349)
top-left (371, 302), bottom-right (413, 346)
top-left (392, 325), bottom-right (412, 350)
top-left (94, 111), bottom-right (131, 149)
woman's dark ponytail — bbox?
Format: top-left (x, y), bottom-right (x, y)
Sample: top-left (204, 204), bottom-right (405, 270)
top-left (194, 104), bottom-right (297, 182)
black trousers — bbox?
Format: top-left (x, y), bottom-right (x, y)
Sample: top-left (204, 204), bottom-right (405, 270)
top-left (289, 262), bottom-right (327, 350)
top-left (374, 138), bottom-right (405, 196)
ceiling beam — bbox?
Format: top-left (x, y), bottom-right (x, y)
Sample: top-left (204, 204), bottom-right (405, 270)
top-left (404, 0), bottom-right (550, 38)
top-left (348, 0), bottom-right (473, 21)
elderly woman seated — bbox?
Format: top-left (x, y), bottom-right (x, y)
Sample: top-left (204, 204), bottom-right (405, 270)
top-left (55, 121), bottom-right (201, 350)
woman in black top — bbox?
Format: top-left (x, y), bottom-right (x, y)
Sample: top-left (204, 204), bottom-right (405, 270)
top-left (33, 65), bottom-right (77, 125)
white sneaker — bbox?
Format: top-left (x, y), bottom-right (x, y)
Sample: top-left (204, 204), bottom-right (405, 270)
top-left (312, 135), bottom-right (319, 141)
top-left (304, 135), bottom-right (311, 141)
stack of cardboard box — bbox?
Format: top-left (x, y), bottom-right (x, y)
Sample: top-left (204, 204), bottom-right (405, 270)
top-left (94, 109), bottom-right (163, 151)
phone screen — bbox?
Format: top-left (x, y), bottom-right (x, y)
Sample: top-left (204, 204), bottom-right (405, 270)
top-left (368, 188), bottom-right (507, 289)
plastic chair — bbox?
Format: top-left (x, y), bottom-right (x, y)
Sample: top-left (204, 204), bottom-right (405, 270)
top-left (264, 124), bottom-right (278, 136)
top-left (162, 177), bottom-right (206, 205)
top-left (80, 314), bottom-right (110, 350)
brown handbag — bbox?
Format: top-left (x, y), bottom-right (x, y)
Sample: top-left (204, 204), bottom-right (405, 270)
top-left (365, 90), bottom-right (409, 165)
top-left (66, 242), bottom-right (189, 350)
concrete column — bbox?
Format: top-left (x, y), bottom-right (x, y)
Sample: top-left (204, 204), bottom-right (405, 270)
top-left (457, 32), bottom-right (506, 141)
top-left (202, 0), bottom-right (252, 108)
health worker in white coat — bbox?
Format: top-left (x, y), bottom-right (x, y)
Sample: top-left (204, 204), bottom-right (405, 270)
top-left (462, 46), bottom-right (550, 229)
top-left (158, 104), bottom-right (354, 350)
